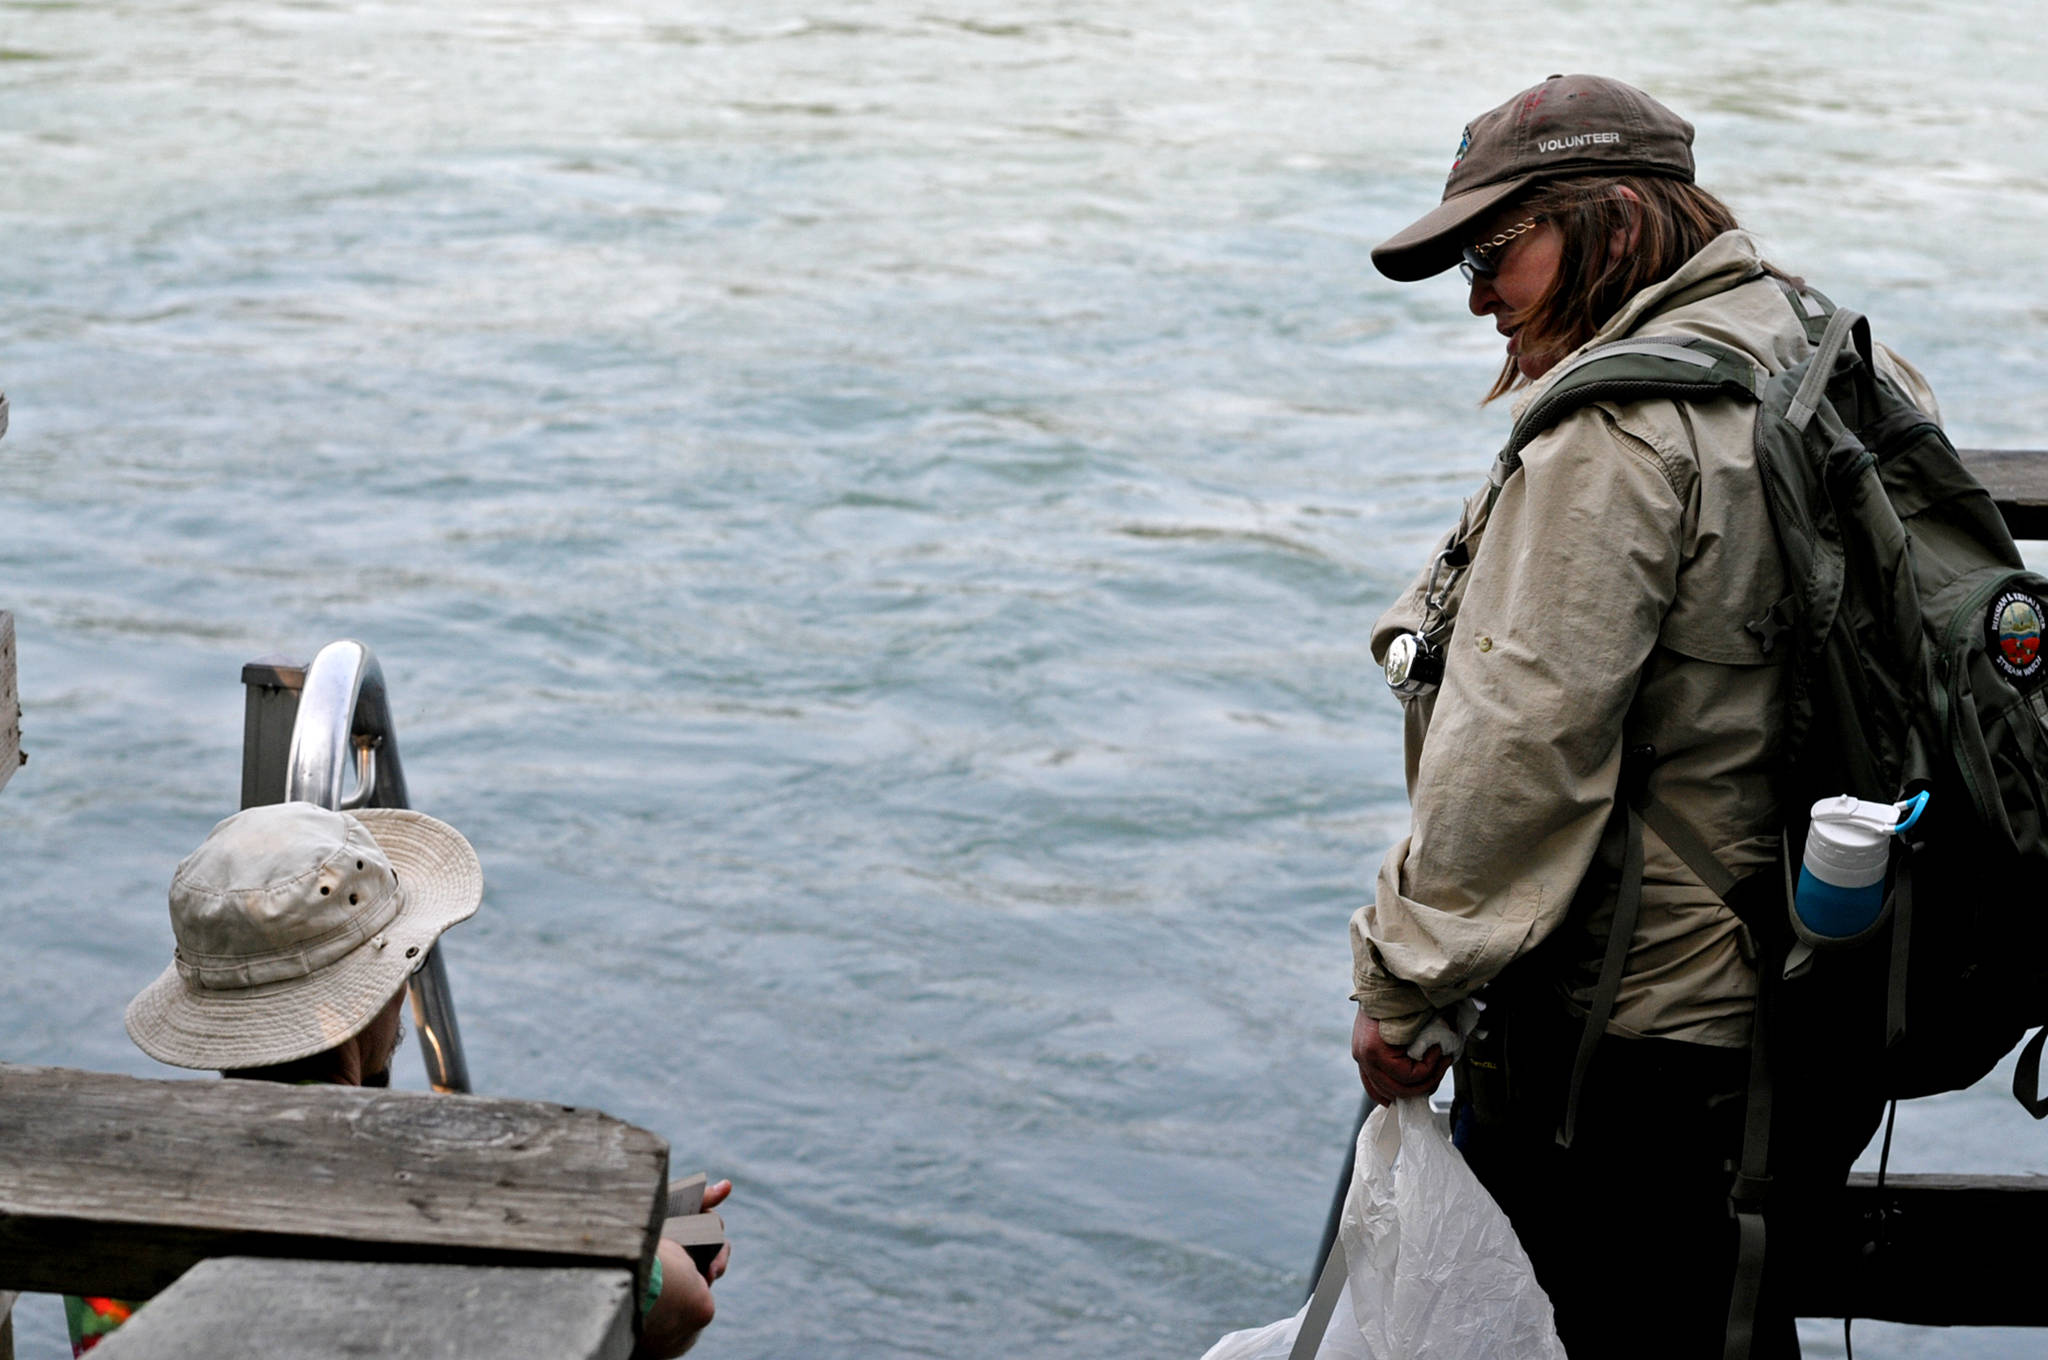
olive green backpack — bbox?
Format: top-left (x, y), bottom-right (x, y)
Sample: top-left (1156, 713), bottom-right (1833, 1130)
top-left (1506, 282), bottom-right (2048, 1355)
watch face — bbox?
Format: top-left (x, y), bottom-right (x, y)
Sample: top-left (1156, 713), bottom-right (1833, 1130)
top-left (1384, 631), bottom-right (1443, 697)
top-left (1385, 633), bottom-right (1418, 687)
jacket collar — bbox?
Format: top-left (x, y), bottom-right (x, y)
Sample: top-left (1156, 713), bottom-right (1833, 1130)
top-left (1509, 230), bottom-right (1767, 422)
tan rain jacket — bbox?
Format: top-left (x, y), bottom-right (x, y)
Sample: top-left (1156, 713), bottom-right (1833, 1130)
top-left (1351, 231), bottom-right (1941, 1050)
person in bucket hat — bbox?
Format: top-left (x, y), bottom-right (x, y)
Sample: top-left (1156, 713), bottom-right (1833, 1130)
top-left (125, 801), bottom-right (481, 1079)
top-left (1345, 77), bottom-right (1943, 1358)
top-left (82, 803), bottom-right (729, 1359)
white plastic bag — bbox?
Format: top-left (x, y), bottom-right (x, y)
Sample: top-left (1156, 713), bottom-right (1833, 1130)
top-left (1201, 1098), bottom-right (1566, 1360)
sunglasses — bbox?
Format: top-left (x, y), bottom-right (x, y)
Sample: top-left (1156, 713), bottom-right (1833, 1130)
top-left (1459, 217), bottom-right (1543, 284)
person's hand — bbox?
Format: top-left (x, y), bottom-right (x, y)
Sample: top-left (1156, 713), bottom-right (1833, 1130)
top-left (1353, 1008), bottom-right (1450, 1107)
top-left (633, 1179), bottom-right (732, 1359)
top-left (694, 1178), bottom-right (733, 1286)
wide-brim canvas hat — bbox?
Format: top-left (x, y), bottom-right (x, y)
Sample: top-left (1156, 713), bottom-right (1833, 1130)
top-left (126, 802), bottom-right (482, 1071)
top-left (1372, 74), bottom-right (1697, 283)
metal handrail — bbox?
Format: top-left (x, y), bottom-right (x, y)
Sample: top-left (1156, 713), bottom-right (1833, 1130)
top-left (285, 640), bottom-right (471, 1094)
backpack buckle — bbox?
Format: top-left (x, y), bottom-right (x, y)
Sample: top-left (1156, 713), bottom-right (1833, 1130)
top-left (1745, 597), bottom-right (1795, 656)
top-left (1729, 1171), bottom-right (1773, 1210)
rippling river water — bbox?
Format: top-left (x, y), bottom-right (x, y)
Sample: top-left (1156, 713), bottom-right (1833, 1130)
top-left (4, 3), bottom-right (2046, 1356)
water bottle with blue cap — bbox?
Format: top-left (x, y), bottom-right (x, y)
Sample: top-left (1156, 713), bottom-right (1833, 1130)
top-left (1784, 791), bottom-right (1929, 976)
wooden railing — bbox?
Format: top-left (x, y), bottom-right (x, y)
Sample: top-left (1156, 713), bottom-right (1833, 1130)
top-left (1809, 1173), bottom-right (2048, 1325)
top-left (0, 1063), bottom-right (668, 1358)
top-left (1960, 449), bottom-right (2048, 540)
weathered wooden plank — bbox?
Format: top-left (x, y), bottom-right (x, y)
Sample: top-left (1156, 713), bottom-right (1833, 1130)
top-left (1791, 1172), bottom-right (2048, 1324)
top-left (90, 1257), bottom-right (634, 1360)
top-left (0, 1064), bottom-right (668, 1301)
top-left (0, 612), bottom-right (19, 798)
top-left (1959, 448), bottom-right (2048, 541)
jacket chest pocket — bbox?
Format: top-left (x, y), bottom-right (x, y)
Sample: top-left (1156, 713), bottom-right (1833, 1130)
top-left (1659, 577), bottom-right (1789, 667)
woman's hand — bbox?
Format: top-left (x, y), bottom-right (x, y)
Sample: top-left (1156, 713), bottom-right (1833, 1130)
top-left (1352, 1009), bottom-right (1450, 1107)
top-left (633, 1179), bottom-right (733, 1359)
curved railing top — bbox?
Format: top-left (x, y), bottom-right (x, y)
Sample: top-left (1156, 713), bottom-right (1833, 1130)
top-left (286, 639), bottom-right (410, 812)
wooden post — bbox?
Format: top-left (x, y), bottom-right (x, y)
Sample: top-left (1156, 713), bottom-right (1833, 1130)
top-left (0, 611), bottom-right (19, 798)
top-left (238, 655), bottom-right (305, 810)
top-left (0, 1064), bottom-right (669, 1303)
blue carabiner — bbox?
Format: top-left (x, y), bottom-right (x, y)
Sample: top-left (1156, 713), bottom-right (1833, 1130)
top-left (1893, 790), bottom-right (1931, 835)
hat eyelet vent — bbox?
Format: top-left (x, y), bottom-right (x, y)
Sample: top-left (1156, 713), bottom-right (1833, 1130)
top-left (349, 893), bottom-right (359, 905)
top-left (405, 945), bottom-right (420, 959)
top-left (320, 885), bottom-right (330, 896)
top-left (357, 860), bottom-right (365, 870)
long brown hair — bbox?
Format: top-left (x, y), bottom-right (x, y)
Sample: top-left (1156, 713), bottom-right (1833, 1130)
top-left (1484, 174), bottom-right (1744, 402)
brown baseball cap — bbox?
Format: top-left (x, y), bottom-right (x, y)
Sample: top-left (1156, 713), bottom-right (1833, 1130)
top-left (1372, 74), bottom-right (1696, 282)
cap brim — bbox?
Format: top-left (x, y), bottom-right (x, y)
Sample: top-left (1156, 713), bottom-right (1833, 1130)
top-left (1370, 174), bottom-right (1542, 283)
top-left (126, 808), bottom-right (482, 1071)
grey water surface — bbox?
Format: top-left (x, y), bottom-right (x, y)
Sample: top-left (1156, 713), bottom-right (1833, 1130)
top-left (3, 2), bottom-right (2046, 1356)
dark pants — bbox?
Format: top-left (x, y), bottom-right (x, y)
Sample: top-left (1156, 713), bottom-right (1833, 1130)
top-left (1453, 1000), bottom-right (1871, 1360)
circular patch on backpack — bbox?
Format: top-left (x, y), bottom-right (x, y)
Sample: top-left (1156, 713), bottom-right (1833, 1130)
top-left (1989, 589), bottom-right (2046, 680)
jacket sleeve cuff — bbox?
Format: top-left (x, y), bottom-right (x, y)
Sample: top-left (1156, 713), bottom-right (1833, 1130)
top-left (1351, 972), bottom-right (1435, 1049)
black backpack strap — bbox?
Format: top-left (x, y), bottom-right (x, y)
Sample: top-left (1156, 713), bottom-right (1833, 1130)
top-left (1723, 962), bottom-right (1777, 1360)
top-left (1887, 839), bottom-right (1918, 1050)
top-left (1554, 751), bottom-right (1778, 1358)
top-left (1721, 844), bottom-right (1796, 1360)
top-left (1503, 336), bottom-right (1762, 473)
top-left (1558, 745), bottom-right (1658, 1149)
top-left (1558, 751), bottom-right (1743, 1149)
top-left (1642, 798), bottom-right (1740, 900)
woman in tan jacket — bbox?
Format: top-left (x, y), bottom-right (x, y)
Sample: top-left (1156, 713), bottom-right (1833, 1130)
top-left (1349, 75), bottom-right (1934, 1358)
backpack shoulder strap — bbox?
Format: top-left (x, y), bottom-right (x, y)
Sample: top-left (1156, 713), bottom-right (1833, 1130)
top-left (1558, 751), bottom-right (1741, 1149)
top-left (1771, 275), bottom-right (1835, 345)
top-left (1784, 306), bottom-right (1875, 434)
top-left (1503, 336), bottom-right (1763, 470)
